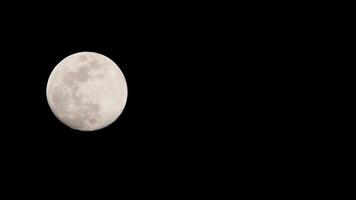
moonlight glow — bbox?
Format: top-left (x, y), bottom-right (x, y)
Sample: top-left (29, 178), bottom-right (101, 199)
top-left (46, 52), bottom-right (128, 131)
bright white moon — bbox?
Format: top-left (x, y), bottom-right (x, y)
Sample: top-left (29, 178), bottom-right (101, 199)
top-left (46, 52), bottom-right (128, 131)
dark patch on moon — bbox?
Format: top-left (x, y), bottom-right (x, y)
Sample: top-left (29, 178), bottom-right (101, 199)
top-left (96, 74), bottom-right (105, 79)
top-left (63, 102), bottom-right (101, 130)
top-left (88, 60), bottom-right (104, 70)
top-left (78, 55), bottom-right (87, 62)
top-left (51, 85), bottom-right (101, 130)
top-left (62, 60), bottom-right (105, 85)
top-left (88, 118), bottom-right (97, 124)
top-left (76, 66), bottom-right (91, 82)
top-left (50, 58), bottom-right (108, 130)
top-left (62, 72), bottom-right (78, 89)
top-left (51, 86), bottom-right (70, 114)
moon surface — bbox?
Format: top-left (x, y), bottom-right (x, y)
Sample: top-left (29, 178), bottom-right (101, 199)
top-left (46, 52), bottom-right (128, 131)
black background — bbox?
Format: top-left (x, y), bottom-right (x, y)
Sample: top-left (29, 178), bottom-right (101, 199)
top-left (0, 3), bottom-right (214, 165)
top-left (0, 4), bottom-right (235, 190)
top-left (0, 7), bottom-right (141, 163)
top-left (0, 1), bottom-right (310, 195)
top-left (0, 1), bottom-right (336, 195)
top-left (2, 33), bottom-right (130, 158)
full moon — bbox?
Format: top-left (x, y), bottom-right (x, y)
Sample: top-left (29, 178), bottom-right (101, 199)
top-left (46, 52), bottom-right (128, 131)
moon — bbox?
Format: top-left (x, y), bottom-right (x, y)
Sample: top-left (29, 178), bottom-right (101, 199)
top-left (46, 52), bottom-right (128, 131)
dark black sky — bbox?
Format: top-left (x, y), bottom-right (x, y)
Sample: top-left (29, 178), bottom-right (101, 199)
top-left (1, 17), bottom-right (188, 160)
top-left (0, 3), bottom-right (220, 170)
top-left (0, 14), bottom-right (136, 161)
top-left (0, 2), bottom-right (320, 194)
